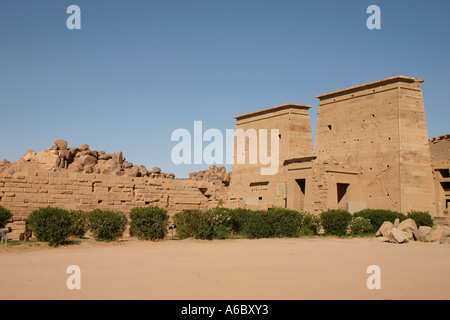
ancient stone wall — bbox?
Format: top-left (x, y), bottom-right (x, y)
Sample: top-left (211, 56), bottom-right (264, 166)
top-left (0, 170), bottom-right (217, 240)
top-left (430, 134), bottom-right (450, 161)
top-left (429, 134), bottom-right (450, 218)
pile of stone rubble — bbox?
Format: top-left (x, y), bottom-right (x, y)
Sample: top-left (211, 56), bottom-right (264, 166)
top-left (376, 218), bottom-right (450, 244)
top-left (0, 139), bottom-right (175, 179)
top-left (188, 165), bottom-right (231, 186)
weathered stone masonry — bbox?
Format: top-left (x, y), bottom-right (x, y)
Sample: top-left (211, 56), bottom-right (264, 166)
top-left (0, 170), bottom-right (215, 240)
top-left (228, 76), bottom-right (449, 220)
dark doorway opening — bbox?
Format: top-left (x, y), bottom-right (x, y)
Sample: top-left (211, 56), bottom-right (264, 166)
top-left (295, 179), bottom-right (306, 211)
top-left (337, 183), bottom-right (350, 209)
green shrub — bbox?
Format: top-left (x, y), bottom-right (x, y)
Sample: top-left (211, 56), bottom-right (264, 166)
top-left (173, 209), bottom-right (215, 240)
top-left (407, 211), bottom-right (434, 228)
top-left (299, 213), bottom-right (321, 236)
top-left (353, 209), bottom-right (406, 231)
top-left (129, 207), bottom-right (169, 240)
top-left (68, 210), bottom-right (88, 238)
top-left (320, 209), bottom-right (352, 236)
top-left (207, 206), bottom-right (233, 239)
top-left (86, 209), bottom-right (127, 241)
top-left (242, 208), bottom-right (303, 239)
top-left (0, 206), bottom-right (13, 228)
top-left (243, 210), bottom-right (276, 239)
top-left (26, 207), bottom-right (72, 246)
top-left (269, 208), bottom-right (303, 238)
top-left (229, 208), bottom-right (253, 234)
top-left (349, 216), bottom-right (374, 235)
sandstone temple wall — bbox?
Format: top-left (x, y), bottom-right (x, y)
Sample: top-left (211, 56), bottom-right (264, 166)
top-left (314, 76), bottom-right (435, 214)
top-left (0, 170), bottom-right (216, 240)
top-left (229, 76), bottom-right (444, 218)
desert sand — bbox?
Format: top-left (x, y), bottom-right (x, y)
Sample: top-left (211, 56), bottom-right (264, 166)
top-left (0, 237), bottom-right (449, 300)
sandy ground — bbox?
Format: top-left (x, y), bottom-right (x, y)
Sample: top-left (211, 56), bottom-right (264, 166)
top-left (0, 237), bottom-right (449, 300)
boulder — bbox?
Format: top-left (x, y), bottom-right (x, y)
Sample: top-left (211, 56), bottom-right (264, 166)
top-left (98, 153), bottom-right (113, 160)
top-left (79, 144), bottom-right (90, 151)
top-left (80, 150), bottom-right (98, 158)
top-left (105, 158), bottom-right (118, 169)
top-left (54, 139), bottom-right (68, 150)
top-left (376, 221), bottom-right (394, 238)
top-left (418, 226), bottom-right (433, 235)
top-left (398, 218), bottom-right (418, 232)
top-left (79, 155), bottom-right (97, 167)
top-left (35, 150), bottom-right (61, 168)
top-left (125, 165), bottom-right (139, 177)
top-left (117, 151), bottom-right (124, 165)
top-left (428, 227), bottom-right (450, 243)
top-left (394, 218), bottom-right (400, 228)
top-left (412, 230), bottom-right (428, 242)
top-left (138, 165), bottom-right (148, 177)
top-left (390, 228), bottom-right (411, 244)
top-left (123, 161), bottom-right (133, 169)
top-left (22, 150), bottom-right (36, 161)
top-left (153, 167), bottom-right (161, 174)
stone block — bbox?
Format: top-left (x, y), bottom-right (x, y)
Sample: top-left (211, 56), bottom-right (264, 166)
top-left (389, 228), bottom-right (411, 244)
top-left (376, 221), bottom-right (394, 238)
top-left (398, 218), bottom-right (418, 232)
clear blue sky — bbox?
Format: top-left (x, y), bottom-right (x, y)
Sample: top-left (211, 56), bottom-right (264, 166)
top-left (1, 0), bottom-right (449, 178)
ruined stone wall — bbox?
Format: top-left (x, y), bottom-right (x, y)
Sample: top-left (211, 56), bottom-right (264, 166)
top-left (430, 135), bottom-right (450, 161)
top-left (0, 170), bottom-right (214, 240)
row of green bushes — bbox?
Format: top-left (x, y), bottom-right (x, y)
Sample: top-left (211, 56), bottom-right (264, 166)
top-left (174, 207), bottom-right (434, 239)
top-left (173, 207), bottom-right (321, 240)
top-left (321, 209), bottom-right (434, 236)
top-left (0, 205), bottom-right (434, 246)
top-left (22, 206), bottom-right (169, 246)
